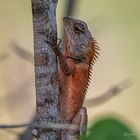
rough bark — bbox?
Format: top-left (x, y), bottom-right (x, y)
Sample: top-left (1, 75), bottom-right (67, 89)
top-left (31, 0), bottom-right (59, 139)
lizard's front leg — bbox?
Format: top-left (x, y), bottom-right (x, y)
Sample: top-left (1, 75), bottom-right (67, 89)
top-left (62, 107), bottom-right (88, 140)
top-left (45, 39), bottom-right (75, 76)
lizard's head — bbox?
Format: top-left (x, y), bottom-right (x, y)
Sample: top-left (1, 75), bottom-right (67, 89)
top-left (63, 16), bottom-right (99, 64)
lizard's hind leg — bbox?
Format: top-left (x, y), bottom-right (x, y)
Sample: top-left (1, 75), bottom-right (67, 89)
top-left (66, 107), bottom-right (88, 140)
top-left (72, 107), bottom-right (88, 138)
top-left (79, 107), bottom-right (88, 137)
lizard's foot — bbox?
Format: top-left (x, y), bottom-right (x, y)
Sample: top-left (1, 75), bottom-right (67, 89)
top-left (44, 37), bottom-right (62, 55)
top-left (57, 38), bottom-right (62, 48)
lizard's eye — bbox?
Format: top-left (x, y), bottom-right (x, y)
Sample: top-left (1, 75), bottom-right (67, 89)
top-left (73, 23), bottom-right (85, 34)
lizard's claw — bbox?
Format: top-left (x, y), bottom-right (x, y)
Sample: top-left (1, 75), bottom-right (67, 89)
top-left (44, 38), bottom-right (62, 55)
top-left (57, 38), bottom-right (62, 48)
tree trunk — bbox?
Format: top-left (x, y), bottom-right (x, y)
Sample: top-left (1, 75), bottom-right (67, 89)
top-left (31, 0), bottom-right (59, 139)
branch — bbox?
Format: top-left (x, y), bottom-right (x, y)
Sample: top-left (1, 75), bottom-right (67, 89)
top-left (31, 0), bottom-right (59, 139)
top-left (85, 79), bottom-right (132, 107)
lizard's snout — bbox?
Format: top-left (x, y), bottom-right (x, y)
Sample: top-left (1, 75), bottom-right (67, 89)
top-left (63, 16), bottom-right (73, 21)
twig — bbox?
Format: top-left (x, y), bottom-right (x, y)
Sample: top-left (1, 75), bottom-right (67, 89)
top-left (0, 124), bottom-right (31, 129)
top-left (0, 122), bottom-right (78, 131)
top-left (10, 42), bottom-right (33, 63)
top-left (85, 79), bottom-right (132, 107)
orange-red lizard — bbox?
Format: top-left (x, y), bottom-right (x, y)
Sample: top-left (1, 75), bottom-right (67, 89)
top-left (47, 16), bottom-right (99, 140)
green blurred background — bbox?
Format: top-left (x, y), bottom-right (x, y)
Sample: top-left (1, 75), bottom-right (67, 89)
top-left (0, 0), bottom-right (140, 139)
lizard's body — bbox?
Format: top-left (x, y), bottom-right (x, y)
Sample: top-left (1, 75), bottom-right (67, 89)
top-left (48, 16), bottom-right (99, 139)
top-left (59, 58), bottom-right (89, 121)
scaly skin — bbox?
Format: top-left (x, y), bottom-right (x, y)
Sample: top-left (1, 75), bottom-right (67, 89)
top-left (47, 16), bottom-right (99, 139)
top-left (59, 16), bottom-right (99, 120)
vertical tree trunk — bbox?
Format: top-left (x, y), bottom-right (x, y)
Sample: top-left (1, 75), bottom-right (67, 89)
top-left (31, 0), bottom-right (59, 139)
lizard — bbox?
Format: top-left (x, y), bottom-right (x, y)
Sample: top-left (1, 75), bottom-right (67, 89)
top-left (46, 16), bottom-right (99, 140)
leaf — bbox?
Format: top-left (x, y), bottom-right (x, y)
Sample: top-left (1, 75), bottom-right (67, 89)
top-left (81, 117), bottom-right (138, 140)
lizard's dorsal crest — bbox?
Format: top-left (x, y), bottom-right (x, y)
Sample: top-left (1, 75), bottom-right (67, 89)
top-left (91, 38), bottom-right (100, 64)
top-left (85, 38), bottom-right (100, 65)
top-left (85, 38), bottom-right (100, 93)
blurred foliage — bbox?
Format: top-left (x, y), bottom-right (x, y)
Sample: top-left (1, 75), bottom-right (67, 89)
top-left (81, 117), bottom-right (138, 140)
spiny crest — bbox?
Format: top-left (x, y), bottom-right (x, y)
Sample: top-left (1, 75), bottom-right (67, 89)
top-left (91, 38), bottom-right (100, 62)
top-left (85, 38), bottom-right (100, 93)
